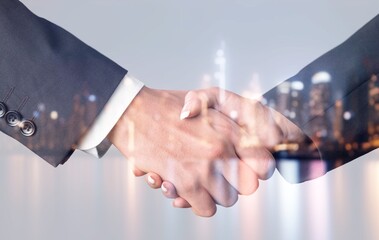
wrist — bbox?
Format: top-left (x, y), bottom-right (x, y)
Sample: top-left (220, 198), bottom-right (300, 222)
top-left (108, 86), bottom-right (151, 150)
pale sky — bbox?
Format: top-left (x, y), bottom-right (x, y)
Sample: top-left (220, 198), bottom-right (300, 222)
top-left (1, 1), bottom-right (379, 239)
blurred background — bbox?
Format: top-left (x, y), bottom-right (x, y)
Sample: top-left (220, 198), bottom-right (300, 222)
top-left (1, 0), bottom-right (379, 239)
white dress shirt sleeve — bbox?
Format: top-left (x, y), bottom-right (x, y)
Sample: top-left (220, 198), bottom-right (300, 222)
top-left (77, 74), bottom-right (144, 158)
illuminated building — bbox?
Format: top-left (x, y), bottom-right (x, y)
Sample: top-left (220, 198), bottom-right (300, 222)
top-left (333, 100), bottom-right (344, 144)
top-left (201, 74), bottom-right (213, 88)
top-left (308, 72), bottom-right (332, 142)
top-left (214, 42), bottom-right (227, 103)
top-left (272, 80), bottom-right (305, 127)
top-left (289, 81), bottom-right (304, 126)
top-left (242, 73), bottom-right (263, 101)
top-left (368, 75), bottom-right (379, 147)
top-left (276, 82), bottom-right (291, 118)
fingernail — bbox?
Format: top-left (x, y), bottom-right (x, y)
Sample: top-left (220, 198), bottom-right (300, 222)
top-left (161, 183), bottom-right (168, 193)
top-left (180, 110), bottom-right (190, 120)
top-left (148, 175), bottom-right (155, 185)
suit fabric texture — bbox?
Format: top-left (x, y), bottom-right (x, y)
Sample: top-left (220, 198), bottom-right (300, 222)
top-left (0, 0), bottom-right (127, 166)
top-left (264, 15), bottom-right (379, 182)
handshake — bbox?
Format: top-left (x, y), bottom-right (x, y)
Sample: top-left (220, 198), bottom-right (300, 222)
top-left (108, 86), bottom-right (309, 217)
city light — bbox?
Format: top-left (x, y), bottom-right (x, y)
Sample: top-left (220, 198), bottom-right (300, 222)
top-left (37, 103), bottom-right (46, 112)
top-left (291, 81), bottom-right (304, 91)
top-left (201, 45), bottom-right (378, 170)
top-left (88, 94), bottom-right (97, 102)
top-left (50, 111), bottom-right (58, 120)
top-left (343, 111), bottom-right (352, 120)
top-left (312, 71), bottom-right (332, 84)
top-left (214, 42), bottom-right (226, 103)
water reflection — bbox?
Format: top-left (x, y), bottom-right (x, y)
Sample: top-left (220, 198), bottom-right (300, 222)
top-left (0, 148), bottom-right (378, 239)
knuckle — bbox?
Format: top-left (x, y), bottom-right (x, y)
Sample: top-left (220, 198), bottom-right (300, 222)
top-left (254, 99), bottom-right (264, 109)
top-left (180, 181), bottom-right (199, 195)
top-left (267, 127), bottom-right (284, 147)
top-left (207, 141), bottom-right (227, 159)
top-left (222, 193), bottom-right (238, 208)
top-left (211, 86), bottom-right (221, 92)
top-left (260, 157), bottom-right (275, 179)
top-left (185, 90), bottom-right (198, 101)
top-left (186, 90), bottom-right (196, 96)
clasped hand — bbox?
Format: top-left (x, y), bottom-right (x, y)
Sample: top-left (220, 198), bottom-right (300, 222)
top-left (108, 87), bottom-right (304, 217)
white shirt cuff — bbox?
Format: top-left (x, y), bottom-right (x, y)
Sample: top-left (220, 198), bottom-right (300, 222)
top-left (77, 74), bottom-right (144, 157)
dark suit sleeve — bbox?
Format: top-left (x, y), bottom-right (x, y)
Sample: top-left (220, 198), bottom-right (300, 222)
top-left (263, 14), bottom-right (379, 182)
top-left (0, 0), bottom-right (127, 166)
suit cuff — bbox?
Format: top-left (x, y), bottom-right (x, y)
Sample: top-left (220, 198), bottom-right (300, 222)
top-left (77, 74), bottom-right (144, 157)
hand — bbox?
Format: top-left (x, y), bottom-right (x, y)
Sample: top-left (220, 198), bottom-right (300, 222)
top-left (141, 87), bottom-right (306, 208)
top-left (108, 86), bottom-right (268, 217)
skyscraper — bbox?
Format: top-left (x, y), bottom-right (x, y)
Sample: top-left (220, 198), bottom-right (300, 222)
top-left (276, 82), bottom-right (291, 118)
top-left (333, 100), bottom-right (344, 144)
top-left (214, 42), bottom-right (227, 103)
top-left (289, 81), bottom-right (305, 126)
top-left (308, 72), bottom-right (332, 142)
top-left (368, 74), bottom-right (379, 147)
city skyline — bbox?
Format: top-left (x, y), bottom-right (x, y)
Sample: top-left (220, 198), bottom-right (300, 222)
top-left (11, 43), bottom-right (378, 170)
top-left (203, 44), bottom-right (378, 164)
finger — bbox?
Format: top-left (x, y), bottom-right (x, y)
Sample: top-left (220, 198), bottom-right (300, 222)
top-left (218, 158), bottom-right (260, 196)
top-left (180, 89), bottom-right (220, 120)
top-left (183, 89), bottom-right (287, 149)
top-left (203, 173), bottom-right (239, 207)
top-left (212, 108), bottom-right (275, 181)
top-left (145, 172), bottom-right (163, 189)
top-left (236, 146), bottom-right (276, 180)
top-left (173, 198), bottom-right (192, 208)
top-left (207, 110), bottom-right (260, 195)
top-left (245, 102), bottom-right (284, 148)
top-left (160, 181), bottom-right (192, 208)
top-left (178, 186), bottom-right (217, 217)
top-left (133, 166), bottom-right (146, 177)
top-left (181, 88), bottom-right (241, 119)
top-left (161, 181), bottom-right (180, 199)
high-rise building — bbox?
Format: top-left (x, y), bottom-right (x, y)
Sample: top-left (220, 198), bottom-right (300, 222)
top-left (214, 42), bottom-right (227, 103)
top-left (242, 73), bottom-right (263, 101)
top-left (333, 100), bottom-right (344, 144)
top-left (308, 72), bottom-right (332, 141)
top-left (289, 81), bottom-right (304, 126)
top-left (368, 74), bottom-right (379, 147)
top-left (276, 82), bottom-right (291, 118)
top-left (201, 74), bottom-right (213, 88)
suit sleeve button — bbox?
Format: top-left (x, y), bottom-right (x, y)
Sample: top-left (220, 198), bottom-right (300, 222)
top-left (5, 111), bottom-right (22, 127)
top-left (0, 102), bottom-right (8, 118)
top-left (20, 120), bottom-right (36, 137)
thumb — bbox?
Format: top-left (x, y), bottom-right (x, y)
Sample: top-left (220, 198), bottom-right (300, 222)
top-left (180, 88), bottom-right (224, 120)
top-left (132, 166), bottom-right (147, 177)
